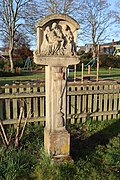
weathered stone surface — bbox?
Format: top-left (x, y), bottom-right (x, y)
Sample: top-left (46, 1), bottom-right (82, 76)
top-left (36, 14), bottom-right (80, 29)
top-left (34, 14), bottom-right (80, 66)
top-left (44, 128), bottom-right (70, 156)
top-left (34, 55), bottom-right (79, 66)
top-left (51, 155), bottom-right (74, 164)
top-left (45, 66), bottom-right (66, 132)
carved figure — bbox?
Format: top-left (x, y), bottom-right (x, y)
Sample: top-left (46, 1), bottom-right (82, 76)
top-left (62, 24), bottom-right (76, 55)
top-left (50, 23), bottom-right (64, 55)
top-left (41, 26), bottom-right (51, 55)
top-left (41, 23), bottom-right (65, 55)
top-left (40, 22), bottom-right (76, 56)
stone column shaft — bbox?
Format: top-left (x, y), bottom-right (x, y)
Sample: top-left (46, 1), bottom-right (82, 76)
top-left (44, 66), bottom-right (70, 157)
top-left (45, 66), bottom-right (67, 132)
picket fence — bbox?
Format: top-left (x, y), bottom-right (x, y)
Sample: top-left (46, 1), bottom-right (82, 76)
top-left (0, 81), bottom-right (120, 125)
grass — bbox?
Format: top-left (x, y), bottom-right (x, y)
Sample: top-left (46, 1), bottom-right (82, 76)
top-left (0, 124), bottom-right (44, 180)
top-left (69, 68), bottom-right (120, 81)
top-left (0, 68), bottom-right (120, 85)
top-left (0, 71), bottom-right (45, 85)
top-left (0, 119), bottom-right (120, 179)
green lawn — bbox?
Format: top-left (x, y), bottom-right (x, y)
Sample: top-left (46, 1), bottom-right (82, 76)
top-left (69, 68), bottom-right (120, 81)
top-left (0, 119), bottom-right (120, 180)
top-left (0, 71), bottom-right (45, 85)
top-left (0, 68), bottom-right (120, 85)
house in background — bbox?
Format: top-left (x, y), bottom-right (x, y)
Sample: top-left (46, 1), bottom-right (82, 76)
top-left (78, 44), bottom-right (93, 53)
top-left (100, 39), bottom-right (120, 56)
top-left (78, 39), bottom-right (120, 56)
top-left (0, 47), bottom-right (9, 60)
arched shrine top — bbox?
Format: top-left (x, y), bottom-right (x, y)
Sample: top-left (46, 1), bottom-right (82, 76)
top-left (36, 14), bottom-right (80, 29)
top-left (34, 14), bottom-right (80, 66)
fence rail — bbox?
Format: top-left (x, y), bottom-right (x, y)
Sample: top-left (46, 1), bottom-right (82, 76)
top-left (0, 81), bottom-right (120, 125)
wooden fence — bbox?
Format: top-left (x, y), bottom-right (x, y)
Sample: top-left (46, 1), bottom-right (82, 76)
top-left (0, 82), bottom-right (45, 125)
top-left (0, 81), bottom-right (120, 125)
top-left (67, 81), bottom-right (120, 124)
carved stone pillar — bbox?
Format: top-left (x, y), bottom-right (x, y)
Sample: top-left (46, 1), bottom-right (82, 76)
top-left (34, 14), bottom-right (80, 159)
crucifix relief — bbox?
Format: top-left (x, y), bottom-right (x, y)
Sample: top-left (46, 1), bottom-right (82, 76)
top-left (34, 14), bottom-right (80, 159)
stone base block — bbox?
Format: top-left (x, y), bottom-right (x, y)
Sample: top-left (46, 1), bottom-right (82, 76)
top-left (51, 155), bottom-right (73, 164)
top-left (44, 128), bottom-right (70, 157)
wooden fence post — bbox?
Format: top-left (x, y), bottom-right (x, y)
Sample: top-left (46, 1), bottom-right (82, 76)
top-left (33, 83), bottom-right (39, 119)
top-left (74, 64), bottom-right (76, 82)
top-left (12, 84), bottom-right (18, 120)
top-left (0, 88), bottom-right (3, 120)
top-left (81, 63), bottom-right (84, 83)
top-left (96, 44), bottom-right (100, 81)
top-left (5, 84), bottom-right (10, 120)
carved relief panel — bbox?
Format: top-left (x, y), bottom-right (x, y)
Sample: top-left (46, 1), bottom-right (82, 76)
top-left (34, 14), bottom-right (80, 66)
top-left (35, 14), bottom-right (79, 55)
top-left (40, 22), bottom-right (76, 56)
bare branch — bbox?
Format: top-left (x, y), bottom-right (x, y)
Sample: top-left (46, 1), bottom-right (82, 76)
top-left (15, 104), bottom-right (23, 147)
top-left (0, 119), bottom-right (9, 146)
top-left (0, 130), bottom-right (8, 147)
top-left (19, 109), bottom-right (32, 141)
top-left (78, 0), bottom-right (116, 56)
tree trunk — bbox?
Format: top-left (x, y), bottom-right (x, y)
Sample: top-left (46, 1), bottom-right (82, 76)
top-left (9, 48), bottom-right (14, 72)
top-left (92, 44), bottom-right (97, 58)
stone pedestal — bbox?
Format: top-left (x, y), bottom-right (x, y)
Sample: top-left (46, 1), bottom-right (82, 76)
top-left (44, 128), bottom-right (70, 156)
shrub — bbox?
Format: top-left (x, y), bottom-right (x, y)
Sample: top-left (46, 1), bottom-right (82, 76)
top-left (77, 50), bottom-right (120, 69)
top-left (13, 59), bottom-right (25, 68)
top-left (100, 54), bottom-right (120, 68)
top-left (0, 59), bottom-right (7, 70)
top-left (0, 146), bottom-right (36, 180)
top-left (33, 150), bottom-right (77, 180)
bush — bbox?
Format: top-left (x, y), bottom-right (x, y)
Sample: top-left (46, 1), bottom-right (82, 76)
top-left (13, 59), bottom-right (25, 68)
top-left (100, 54), bottom-right (120, 68)
top-left (13, 58), bottom-right (35, 69)
top-left (0, 147), bottom-right (35, 180)
top-left (0, 59), bottom-right (7, 70)
top-left (0, 124), bottom-right (44, 180)
top-left (79, 52), bottom-right (93, 66)
top-left (0, 71), bottom-right (15, 77)
top-left (77, 50), bottom-right (120, 69)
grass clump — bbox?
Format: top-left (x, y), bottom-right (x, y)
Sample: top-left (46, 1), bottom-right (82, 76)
top-left (67, 119), bottom-right (120, 179)
top-left (32, 151), bottom-right (77, 180)
top-left (0, 124), bottom-right (44, 180)
top-left (0, 146), bottom-right (35, 180)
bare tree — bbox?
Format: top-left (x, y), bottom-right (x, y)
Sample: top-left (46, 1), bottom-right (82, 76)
top-left (16, 0), bottom-right (83, 51)
top-left (36, 0), bottom-right (82, 16)
top-left (114, 1), bottom-right (120, 23)
top-left (0, 0), bottom-right (39, 72)
top-left (0, 0), bottom-right (83, 71)
top-left (14, 30), bottom-right (31, 48)
top-left (78, 0), bottom-right (115, 57)
top-left (17, 0), bottom-right (75, 38)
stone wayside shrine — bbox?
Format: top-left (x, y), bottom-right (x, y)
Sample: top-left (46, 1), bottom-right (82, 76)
top-left (34, 14), bottom-right (80, 160)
